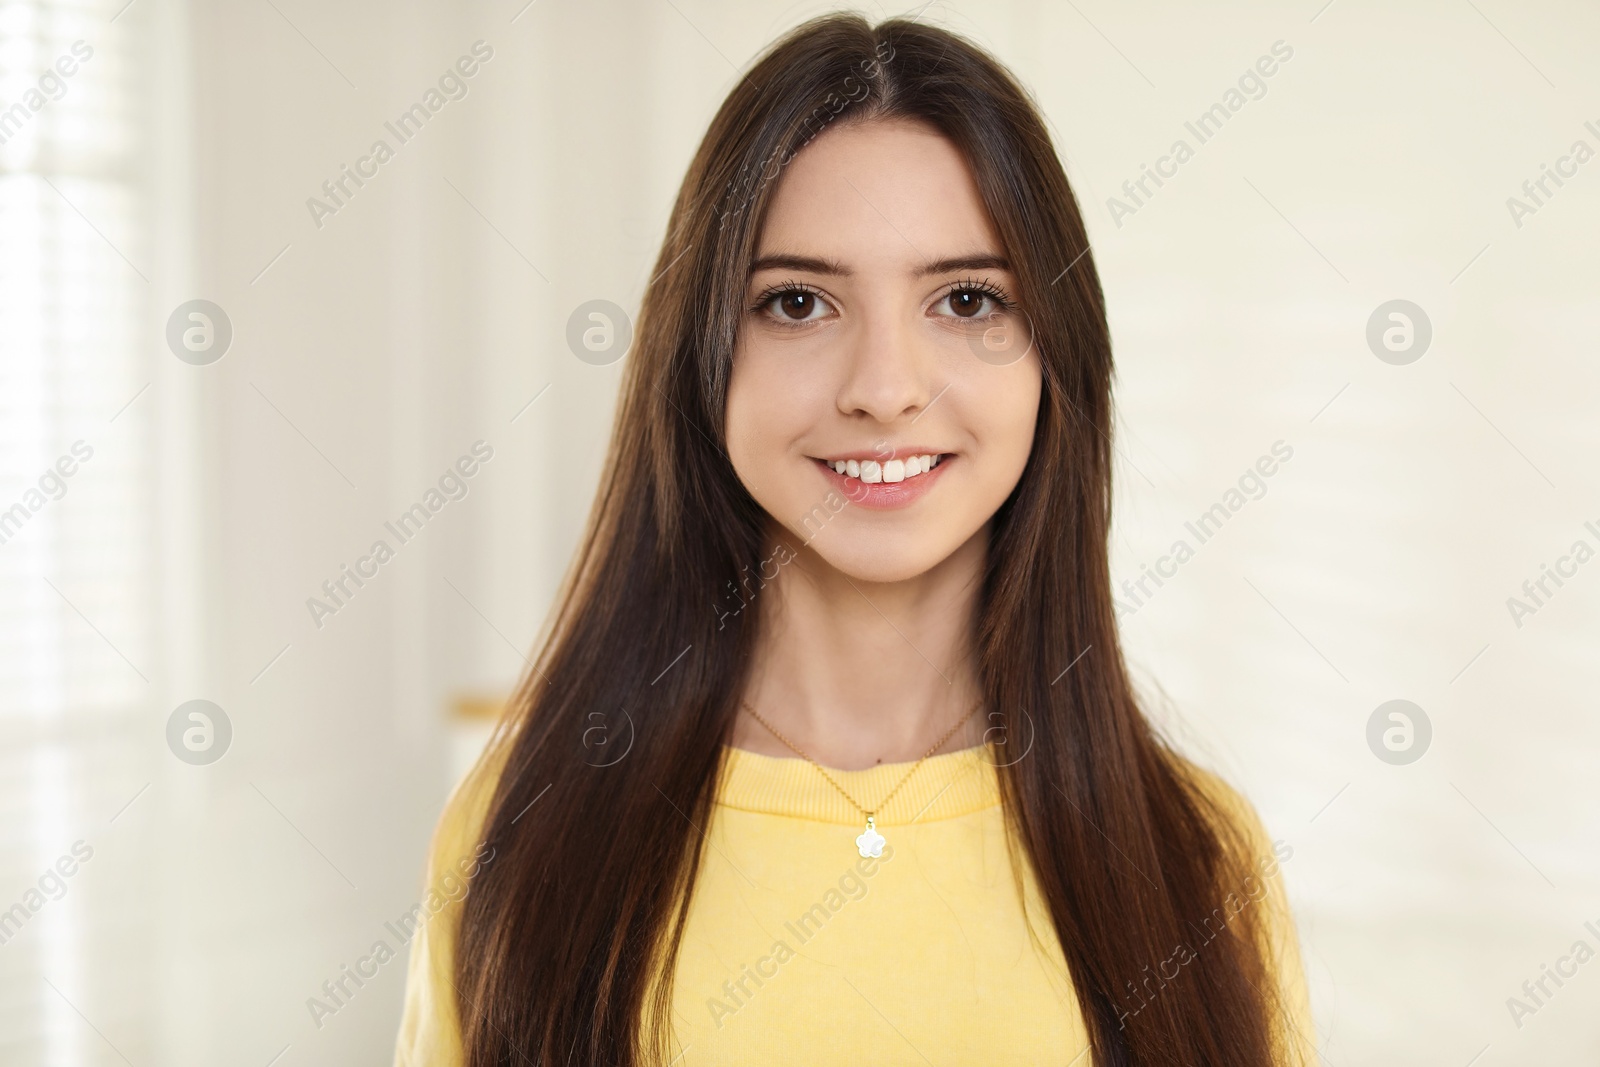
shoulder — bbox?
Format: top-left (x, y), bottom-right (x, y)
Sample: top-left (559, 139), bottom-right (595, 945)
top-left (1167, 754), bottom-right (1296, 928)
top-left (1171, 757), bottom-right (1286, 868)
top-left (428, 737), bottom-right (514, 880)
top-left (392, 738), bottom-right (515, 1067)
top-left (1169, 754), bottom-right (1317, 1066)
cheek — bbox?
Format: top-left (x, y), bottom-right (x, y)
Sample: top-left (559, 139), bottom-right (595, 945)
top-left (723, 363), bottom-right (762, 489)
top-left (1009, 364), bottom-right (1044, 461)
top-left (968, 354), bottom-right (1043, 477)
top-left (724, 349), bottom-right (811, 498)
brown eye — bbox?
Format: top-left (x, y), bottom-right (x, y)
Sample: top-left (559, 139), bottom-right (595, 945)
top-left (778, 291), bottom-right (816, 320)
top-left (754, 285), bottom-right (833, 324)
top-left (947, 289), bottom-right (984, 318)
top-left (933, 283), bottom-right (1013, 320)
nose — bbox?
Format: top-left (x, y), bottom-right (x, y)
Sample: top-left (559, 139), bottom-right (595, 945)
top-left (835, 308), bottom-right (932, 424)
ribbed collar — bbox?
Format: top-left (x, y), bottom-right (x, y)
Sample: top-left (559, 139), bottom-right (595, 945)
top-left (715, 742), bottom-right (1001, 825)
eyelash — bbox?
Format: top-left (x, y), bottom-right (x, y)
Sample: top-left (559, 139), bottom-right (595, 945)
top-left (747, 276), bottom-right (1019, 324)
top-left (747, 277), bottom-right (817, 317)
top-left (943, 276), bottom-right (1018, 314)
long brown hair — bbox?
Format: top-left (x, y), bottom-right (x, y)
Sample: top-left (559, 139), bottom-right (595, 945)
top-left (456, 13), bottom-right (1298, 1065)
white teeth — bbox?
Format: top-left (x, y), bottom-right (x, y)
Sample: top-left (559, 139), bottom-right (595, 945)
top-left (823, 453), bottom-right (947, 484)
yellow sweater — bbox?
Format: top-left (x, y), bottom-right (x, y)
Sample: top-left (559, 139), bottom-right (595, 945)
top-left (393, 742), bottom-right (1316, 1065)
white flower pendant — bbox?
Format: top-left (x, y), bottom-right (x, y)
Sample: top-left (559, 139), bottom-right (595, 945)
top-left (855, 815), bottom-right (886, 858)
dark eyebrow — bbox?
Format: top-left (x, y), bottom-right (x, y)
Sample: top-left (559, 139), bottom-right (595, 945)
top-left (747, 252), bottom-right (1011, 278)
top-left (915, 254), bottom-right (1011, 277)
top-left (748, 253), bottom-right (849, 276)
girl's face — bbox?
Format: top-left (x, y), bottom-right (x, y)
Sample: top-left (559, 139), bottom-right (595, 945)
top-left (726, 117), bottom-right (1042, 583)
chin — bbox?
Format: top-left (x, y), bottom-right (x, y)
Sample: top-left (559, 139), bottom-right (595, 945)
top-left (792, 525), bottom-right (968, 585)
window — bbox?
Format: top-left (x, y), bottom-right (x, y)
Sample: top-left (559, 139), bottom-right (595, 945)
top-left (1, 1), bottom-right (158, 1060)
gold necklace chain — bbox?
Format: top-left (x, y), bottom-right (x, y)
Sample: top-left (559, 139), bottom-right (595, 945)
top-left (737, 697), bottom-right (983, 857)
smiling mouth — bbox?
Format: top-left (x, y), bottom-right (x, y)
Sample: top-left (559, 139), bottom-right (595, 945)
top-left (810, 452), bottom-right (948, 485)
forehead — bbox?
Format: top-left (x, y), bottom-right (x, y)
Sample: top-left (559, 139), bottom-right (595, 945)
top-left (753, 117), bottom-right (1003, 267)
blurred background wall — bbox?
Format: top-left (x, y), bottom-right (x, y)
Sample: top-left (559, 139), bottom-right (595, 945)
top-left (1, 0), bottom-right (1596, 1062)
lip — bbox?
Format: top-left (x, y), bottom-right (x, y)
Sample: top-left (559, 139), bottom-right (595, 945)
top-left (810, 454), bottom-right (952, 511)
top-left (812, 444), bottom-right (946, 463)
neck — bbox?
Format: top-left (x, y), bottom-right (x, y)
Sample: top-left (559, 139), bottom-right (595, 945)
top-left (731, 522), bottom-right (989, 771)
